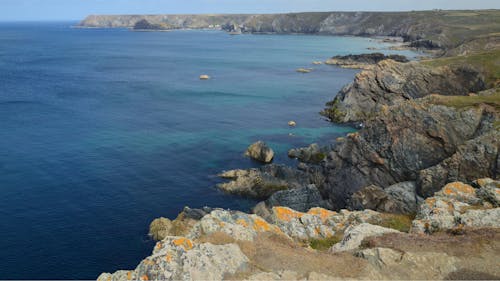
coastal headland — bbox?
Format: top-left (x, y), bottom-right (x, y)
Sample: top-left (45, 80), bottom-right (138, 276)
top-left (87, 10), bottom-right (500, 281)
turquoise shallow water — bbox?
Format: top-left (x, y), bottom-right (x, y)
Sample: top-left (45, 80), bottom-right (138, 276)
top-left (0, 22), bottom-right (418, 279)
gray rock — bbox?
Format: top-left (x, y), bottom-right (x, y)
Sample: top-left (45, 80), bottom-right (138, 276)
top-left (264, 184), bottom-right (330, 212)
top-left (217, 164), bottom-right (310, 199)
top-left (288, 143), bottom-right (330, 164)
top-left (330, 223), bottom-right (399, 252)
top-left (245, 141), bottom-right (274, 163)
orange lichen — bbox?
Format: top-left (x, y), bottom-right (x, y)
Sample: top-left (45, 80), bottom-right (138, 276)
top-left (442, 182), bottom-right (475, 196)
top-left (172, 237), bottom-right (194, 251)
top-left (252, 217), bottom-right (271, 232)
top-left (155, 242), bottom-right (163, 250)
top-left (165, 253), bottom-right (172, 263)
top-left (425, 198), bottom-right (437, 207)
top-left (140, 275), bottom-right (149, 281)
top-left (274, 207), bottom-right (304, 222)
top-left (127, 271), bottom-right (132, 280)
top-left (307, 208), bottom-right (336, 221)
top-left (236, 219), bottom-right (249, 228)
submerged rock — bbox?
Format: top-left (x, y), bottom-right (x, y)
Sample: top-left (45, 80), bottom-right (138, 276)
top-left (245, 141), bottom-right (274, 163)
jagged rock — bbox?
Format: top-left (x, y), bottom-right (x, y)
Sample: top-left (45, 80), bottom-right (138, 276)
top-left (217, 164), bottom-right (309, 199)
top-left (188, 209), bottom-right (284, 241)
top-left (316, 95), bottom-right (498, 209)
top-left (245, 141), bottom-right (274, 163)
top-left (260, 184), bottom-right (331, 213)
top-left (330, 223), bottom-right (399, 252)
top-left (411, 181), bottom-right (500, 234)
top-left (475, 178), bottom-right (500, 207)
top-left (288, 143), bottom-right (329, 164)
top-left (268, 206), bottom-right (383, 241)
top-left (325, 53), bottom-right (408, 69)
top-left (149, 217), bottom-right (173, 241)
top-left (322, 59), bottom-right (485, 123)
top-left (417, 131), bottom-right (500, 197)
top-left (98, 237), bottom-right (248, 281)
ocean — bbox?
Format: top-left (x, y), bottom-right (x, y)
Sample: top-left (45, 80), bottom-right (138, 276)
top-left (0, 22), bottom-right (418, 279)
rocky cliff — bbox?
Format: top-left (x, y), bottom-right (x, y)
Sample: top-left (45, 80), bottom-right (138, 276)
top-left (98, 179), bottom-right (500, 280)
top-left (79, 10), bottom-right (500, 54)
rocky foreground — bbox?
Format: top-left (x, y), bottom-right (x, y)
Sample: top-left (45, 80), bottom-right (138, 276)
top-left (98, 179), bottom-right (500, 281)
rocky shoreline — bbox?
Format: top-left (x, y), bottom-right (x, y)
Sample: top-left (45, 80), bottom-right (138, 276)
top-left (93, 10), bottom-right (500, 281)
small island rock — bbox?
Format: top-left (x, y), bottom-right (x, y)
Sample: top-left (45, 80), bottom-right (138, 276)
top-left (245, 141), bottom-right (274, 163)
top-left (199, 74), bottom-right (210, 80)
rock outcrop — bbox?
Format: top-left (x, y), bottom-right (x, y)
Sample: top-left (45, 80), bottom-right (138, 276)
top-left (217, 164), bottom-right (309, 199)
top-left (348, 182), bottom-right (423, 215)
top-left (411, 179), bottom-right (500, 234)
top-left (321, 60), bottom-right (486, 123)
top-left (245, 141), bottom-right (274, 163)
top-left (325, 53), bottom-right (408, 69)
top-left (316, 93), bottom-right (499, 209)
top-left (330, 223), bottom-right (399, 252)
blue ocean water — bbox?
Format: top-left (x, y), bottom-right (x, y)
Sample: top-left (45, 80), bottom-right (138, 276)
top-left (0, 22), bottom-right (418, 279)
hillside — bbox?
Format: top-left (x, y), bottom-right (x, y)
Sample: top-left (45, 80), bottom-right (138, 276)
top-left (79, 10), bottom-right (500, 55)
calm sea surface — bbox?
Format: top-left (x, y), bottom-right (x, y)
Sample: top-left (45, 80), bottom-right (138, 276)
top-left (0, 22), bottom-right (418, 279)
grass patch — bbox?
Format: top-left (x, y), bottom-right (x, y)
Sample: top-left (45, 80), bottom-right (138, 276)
top-left (421, 50), bottom-right (500, 87)
top-left (377, 214), bottom-right (414, 233)
top-left (428, 91), bottom-right (500, 111)
top-left (309, 234), bottom-right (343, 251)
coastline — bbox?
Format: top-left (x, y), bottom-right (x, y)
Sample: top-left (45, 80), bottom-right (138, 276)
top-left (80, 11), bottom-right (499, 279)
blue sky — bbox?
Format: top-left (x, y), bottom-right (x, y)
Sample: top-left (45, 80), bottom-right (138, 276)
top-left (1, 0), bottom-right (499, 21)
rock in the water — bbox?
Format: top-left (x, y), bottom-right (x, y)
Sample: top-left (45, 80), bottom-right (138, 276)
top-left (149, 217), bottom-right (173, 241)
top-left (199, 74), bottom-right (210, 80)
top-left (217, 164), bottom-right (309, 199)
top-left (288, 143), bottom-right (329, 164)
top-left (330, 223), bottom-right (399, 252)
top-left (296, 68), bottom-right (312, 73)
top-left (288, 120), bottom-right (296, 127)
top-left (245, 141), bottom-right (274, 163)
top-left (325, 53), bottom-right (408, 69)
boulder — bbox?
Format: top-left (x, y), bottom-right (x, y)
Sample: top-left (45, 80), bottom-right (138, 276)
top-left (288, 143), bottom-right (329, 164)
top-left (348, 182), bottom-right (422, 215)
top-left (199, 74), bottom-right (210, 80)
top-left (149, 217), bottom-right (173, 241)
top-left (330, 223), bottom-right (399, 252)
top-left (260, 184), bottom-right (331, 213)
top-left (217, 164), bottom-right (309, 199)
top-left (245, 141), bottom-right (274, 163)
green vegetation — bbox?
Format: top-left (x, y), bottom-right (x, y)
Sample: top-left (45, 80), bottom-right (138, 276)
top-left (422, 50), bottom-right (500, 86)
top-left (428, 90), bottom-right (500, 111)
top-left (377, 214), bottom-right (414, 233)
top-left (309, 234), bottom-right (343, 251)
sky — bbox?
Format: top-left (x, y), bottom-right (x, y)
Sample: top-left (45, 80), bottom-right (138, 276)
top-left (0, 0), bottom-right (499, 21)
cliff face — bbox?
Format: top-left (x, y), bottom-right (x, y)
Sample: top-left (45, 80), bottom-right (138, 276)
top-left (322, 60), bottom-right (486, 123)
top-left (315, 93), bottom-right (499, 208)
top-left (78, 10), bottom-right (500, 54)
